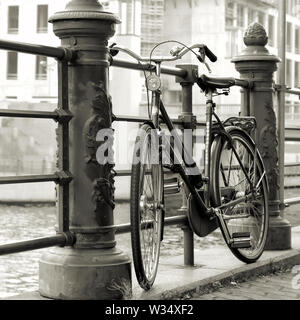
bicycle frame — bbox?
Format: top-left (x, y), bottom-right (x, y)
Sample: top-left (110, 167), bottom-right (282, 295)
top-left (149, 70), bottom-right (259, 222)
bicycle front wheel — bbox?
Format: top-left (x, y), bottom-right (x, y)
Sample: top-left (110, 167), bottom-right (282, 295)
top-left (211, 128), bottom-right (269, 263)
top-left (130, 124), bottom-right (164, 290)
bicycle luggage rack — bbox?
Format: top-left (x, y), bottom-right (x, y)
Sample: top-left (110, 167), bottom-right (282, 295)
top-left (223, 116), bottom-right (257, 135)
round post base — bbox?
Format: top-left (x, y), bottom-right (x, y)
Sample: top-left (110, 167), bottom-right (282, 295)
top-left (39, 246), bottom-right (131, 300)
top-left (265, 216), bottom-right (292, 250)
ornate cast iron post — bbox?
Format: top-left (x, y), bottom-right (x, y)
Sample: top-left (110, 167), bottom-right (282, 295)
top-left (232, 22), bottom-right (291, 250)
top-left (39, 0), bottom-right (131, 299)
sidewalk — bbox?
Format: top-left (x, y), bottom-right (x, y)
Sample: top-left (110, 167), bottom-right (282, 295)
top-left (6, 226), bottom-right (300, 300)
top-left (191, 270), bottom-right (300, 300)
top-left (130, 226), bottom-right (300, 300)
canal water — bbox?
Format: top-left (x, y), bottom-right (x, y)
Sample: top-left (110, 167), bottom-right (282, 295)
top-left (0, 189), bottom-right (299, 298)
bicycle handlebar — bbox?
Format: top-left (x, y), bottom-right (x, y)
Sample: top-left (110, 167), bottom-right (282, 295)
top-left (109, 43), bottom-right (218, 64)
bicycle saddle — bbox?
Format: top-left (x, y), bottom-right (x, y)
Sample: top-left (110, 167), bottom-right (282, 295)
top-left (197, 74), bottom-right (236, 91)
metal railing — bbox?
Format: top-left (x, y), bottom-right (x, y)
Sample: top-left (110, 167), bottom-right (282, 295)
top-left (0, 39), bottom-right (75, 255)
top-left (1, 37), bottom-right (300, 273)
top-left (280, 87), bottom-right (300, 207)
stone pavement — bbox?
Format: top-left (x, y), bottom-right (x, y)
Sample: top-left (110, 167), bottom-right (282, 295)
top-left (191, 270), bottom-right (300, 300)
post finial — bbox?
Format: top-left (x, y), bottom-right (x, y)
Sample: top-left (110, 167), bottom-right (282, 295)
top-left (244, 22), bottom-right (268, 46)
top-left (65, 0), bottom-right (104, 11)
top-left (49, 0), bottom-right (120, 24)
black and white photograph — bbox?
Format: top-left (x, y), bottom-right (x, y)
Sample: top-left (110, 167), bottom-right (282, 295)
top-left (0, 0), bottom-right (300, 310)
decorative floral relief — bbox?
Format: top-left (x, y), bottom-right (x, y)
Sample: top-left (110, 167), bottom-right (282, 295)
top-left (83, 80), bottom-right (116, 210)
top-left (259, 101), bottom-right (280, 195)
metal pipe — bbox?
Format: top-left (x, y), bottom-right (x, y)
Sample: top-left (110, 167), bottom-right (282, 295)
top-left (0, 109), bottom-right (58, 119)
top-left (284, 163), bottom-right (300, 167)
top-left (285, 197), bottom-right (300, 205)
top-left (0, 174), bottom-right (58, 184)
top-left (182, 227), bottom-right (194, 266)
top-left (111, 58), bottom-right (188, 78)
top-left (278, 0), bottom-right (286, 212)
top-left (0, 235), bottom-right (66, 256)
top-left (56, 60), bottom-right (70, 233)
top-left (114, 114), bottom-right (206, 127)
top-left (286, 89), bottom-right (300, 95)
top-left (176, 66), bottom-right (196, 266)
top-left (0, 39), bottom-right (69, 60)
top-left (115, 215), bottom-right (188, 235)
top-left (114, 115), bottom-right (150, 123)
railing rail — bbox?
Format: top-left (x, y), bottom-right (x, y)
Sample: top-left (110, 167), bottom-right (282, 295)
top-left (0, 39), bottom-right (73, 61)
top-left (111, 58), bottom-right (187, 77)
top-left (0, 235), bottom-right (68, 256)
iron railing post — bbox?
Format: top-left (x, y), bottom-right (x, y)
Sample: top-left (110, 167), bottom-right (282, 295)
top-left (176, 64), bottom-right (198, 266)
top-left (232, 22), bottom-right (292, 250)
top-left (39, 0), bottom-right (131, 300)
top-left (278, 0), bottom-right (286, 214)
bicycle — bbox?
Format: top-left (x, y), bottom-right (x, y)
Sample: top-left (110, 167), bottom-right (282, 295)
top-left (110, 41), bottom-right (269, 291)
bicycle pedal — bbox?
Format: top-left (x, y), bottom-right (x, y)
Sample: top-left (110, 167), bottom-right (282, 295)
top-left (232, 232), bottom-right (250, 238)
top-left (164, 177), bottom-right (181, 195)
top-left (230, 234), bottom-right (251, 249)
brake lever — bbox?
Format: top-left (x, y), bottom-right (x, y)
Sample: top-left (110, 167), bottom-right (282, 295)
top-left (197, 49), bottom-right (212, 74)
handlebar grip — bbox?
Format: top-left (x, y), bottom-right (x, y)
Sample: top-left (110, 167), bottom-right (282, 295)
top-left (204, 46), bottom-right (217, 62)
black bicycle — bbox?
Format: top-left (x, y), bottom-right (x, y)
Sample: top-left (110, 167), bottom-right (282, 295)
top-left (110, 41), bottom-right (269, 291)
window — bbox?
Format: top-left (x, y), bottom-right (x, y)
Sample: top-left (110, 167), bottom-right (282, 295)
top-left (226, 0), bottom-right (235, 27)
top-left (120, 0), bottom-right (135, 34)
top-left (268, 15), bottom-right (275, 47)
top-left (248, 9), bottom-right (256, 24)
top-left (37, 5), bottom-right (48, 33)
top-left (35, 56), bottom-right (47, 80)
top-left (8, 6), bottom-right (19, 34)
top-left (296, 28), bottom-right (300, 54)
top-left (237, 4), bottom-right (244, 28)
top-left (7, 52), bottom-right (18, 80)
top-left (287, 22), bottom-right (292, 52)
top-left (226, 29), bottom-right (238, 58)
top-left (287, 0), bottom-right (293, 15)
top-left (258, 12), bottom-right (265, 26)
top-left (295, 62), bottom-right (300, 88)
top-left (294, 102), bottom-right (300, 120)
top-left (286, 59), bottom-right (292, 88)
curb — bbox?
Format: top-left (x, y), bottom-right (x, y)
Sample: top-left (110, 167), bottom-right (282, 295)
top-left (147, 249), bottom-right (300, 300)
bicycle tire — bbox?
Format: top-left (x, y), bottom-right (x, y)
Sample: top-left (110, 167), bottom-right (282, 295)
top-left (211, 127), bottom-right (269, 263)
top-left (130, 124), bottom-right (164, 290)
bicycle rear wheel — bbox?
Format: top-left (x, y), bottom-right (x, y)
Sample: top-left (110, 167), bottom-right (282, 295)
top-left (130, 124), bottom-right (164, 290)
top-left (211, 128), bottom-right (269, 263)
